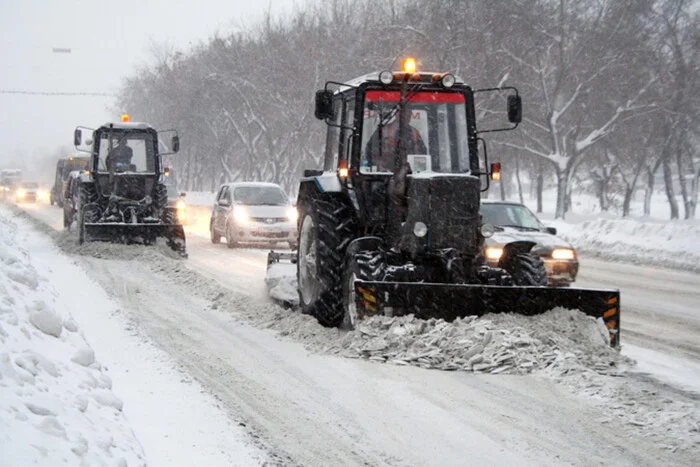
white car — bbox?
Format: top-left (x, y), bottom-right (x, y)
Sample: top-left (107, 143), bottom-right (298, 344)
top-left (209, 182), bottom-right (298, 249)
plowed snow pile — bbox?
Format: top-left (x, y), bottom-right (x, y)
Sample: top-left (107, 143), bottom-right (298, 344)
top-left (329, 309), bottom-right (621, 374)
top-left (0, 218), bottom-right (144, 466)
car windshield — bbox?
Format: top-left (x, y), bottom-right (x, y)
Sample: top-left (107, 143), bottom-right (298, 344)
top-left (233, 186), bottom-right (288, 206)
top-left (360, 90), bottom-right (469, 174)
top-left (481, 203), bottom-right (544, 230)
top-left (21, 182), bottom-right (38, 188)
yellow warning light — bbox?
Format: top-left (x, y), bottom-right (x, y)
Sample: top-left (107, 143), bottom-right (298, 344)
top-left (402, 58), bottom-right (417, 74)
top-left (121, 114), bottom-right (130, 122)
top-left (338, 159), bottom-right (349, 178)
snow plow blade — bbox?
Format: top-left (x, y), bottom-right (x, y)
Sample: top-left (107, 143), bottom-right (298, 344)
top-left (265, 251), bottom-right (298, 307)
top-left (354, 282), bottom-right (620, 347)
top-left (83, 223), bottom-right (187, 257)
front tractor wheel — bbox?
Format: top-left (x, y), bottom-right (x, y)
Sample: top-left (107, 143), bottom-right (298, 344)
top-left (297, 197), bottom-right (355, 327)
top-left (506, 253), bottom-right (548, 286)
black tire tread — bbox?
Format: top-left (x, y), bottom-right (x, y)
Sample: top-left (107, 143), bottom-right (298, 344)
top-left (508, 253), bottom-right (548, 286)
top-left (299, 196), bottom-right (356, 327)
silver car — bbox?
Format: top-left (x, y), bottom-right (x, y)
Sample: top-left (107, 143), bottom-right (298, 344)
top-left (210, 182), bottom-right (298, 249)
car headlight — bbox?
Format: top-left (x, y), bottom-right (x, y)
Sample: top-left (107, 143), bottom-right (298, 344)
top-left (286, 206), bottom-right (298, 223)
top-left (485, 246), bottom-right (503, 260)
top-left (551, 248), bottom-right (576, 260)
top-left (233, 206), bottom-right (249, 224)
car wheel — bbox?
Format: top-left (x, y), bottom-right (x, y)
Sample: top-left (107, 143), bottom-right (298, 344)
top-left (226, 224), bottom-right (238, 249)
top-left (210, 219), bottom-right (221, 244)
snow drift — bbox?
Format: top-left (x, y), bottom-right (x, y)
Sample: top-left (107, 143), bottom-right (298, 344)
top-left (0, 218), bottom-right (145, 466)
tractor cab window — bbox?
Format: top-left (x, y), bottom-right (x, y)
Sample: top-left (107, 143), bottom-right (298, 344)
top-left (97, 132), bottom-right (156, 174)
top-left (360, 90), bottom-right (469, 174)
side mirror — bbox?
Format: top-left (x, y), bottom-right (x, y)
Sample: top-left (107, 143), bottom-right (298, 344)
top-left (507, 95), bottom-right (522, 123)
top-left (545, 226), bottom-right (557, 235)
top-left (314, 90), bottom-right (334, 120)
top-left (219, 198), bottom-right (231, 207)
top-left (74, 129), bottom-right (82, 146)
top-left (171, 135), bottom-right (180, 153)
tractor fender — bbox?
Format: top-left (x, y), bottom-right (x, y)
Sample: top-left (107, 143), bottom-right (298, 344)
top-left (302, 171), bottom-right (343, 193)
top-left (297, 177), bottom-right (353, 216)
top-left (498, 240), bottom-right (536, 268)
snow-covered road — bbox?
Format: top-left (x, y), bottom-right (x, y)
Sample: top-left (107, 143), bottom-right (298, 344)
top-left (6, 201), bottom-right (700, 465)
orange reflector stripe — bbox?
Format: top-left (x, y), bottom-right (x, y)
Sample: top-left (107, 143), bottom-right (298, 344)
top-left (607, 297), bottom-right (618, 305)
top-left (604, 308), bottom-right (617, 318)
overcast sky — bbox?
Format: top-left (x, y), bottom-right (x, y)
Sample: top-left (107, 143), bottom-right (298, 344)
top-left (0, 0), bottom-right (301, 179)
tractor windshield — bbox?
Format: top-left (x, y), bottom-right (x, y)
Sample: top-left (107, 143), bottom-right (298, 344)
top-left (360, 90), bottom-right (469, 174)
top-left (97, 131), bottom-right (157, 174)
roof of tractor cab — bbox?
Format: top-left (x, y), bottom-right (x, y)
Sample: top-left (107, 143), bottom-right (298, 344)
top-left (338, 71), bottom-right (466, 92)
top-left (481, 200), bottom-right (527, 206)
top-left (98, 122), bottom-right (154, 131)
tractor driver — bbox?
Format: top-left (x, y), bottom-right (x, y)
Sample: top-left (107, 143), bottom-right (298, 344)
top-left (364, 115), bottom-right (427, 172)
top-left (106, 138), bottom-right (134, 171)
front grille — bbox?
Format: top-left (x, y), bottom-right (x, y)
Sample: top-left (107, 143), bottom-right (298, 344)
top-left (251, 217), bottom-right (287, 224)
top-left (251, 231), bottom-right (288, 238)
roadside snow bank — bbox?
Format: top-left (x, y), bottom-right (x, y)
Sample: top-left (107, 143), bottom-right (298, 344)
top-left (0, 218), bottom-right (144, 465)
top-left (553, 217), bottom-right (700, 272)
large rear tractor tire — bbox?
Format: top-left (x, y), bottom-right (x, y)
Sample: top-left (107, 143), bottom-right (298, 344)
top-left (77, 182), bottom-right (98, 245)
top-left (297, 197), bottom-right (356, 327)
top-left (505, 253), bottom-right (547, 286)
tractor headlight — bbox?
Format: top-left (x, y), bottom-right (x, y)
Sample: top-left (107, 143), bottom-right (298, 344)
top-left (441, 73), bottom-right (456, 88)
top-left (16, 188), bottom-right (26, 198)
top-left (480, 223), bottom-right (495, 238)
top-left (286, 206), bottom-right (298, 223)
top-left (413, 221), bottom-right (428, 238)
top-left (551, 248), bottom-right (576, 260)
top-left (233, 206), bottom-right (249, 225)
top-left (485, 247), bottom-right (503, 260)
top-left (379, 71), bottom-right (394, 85)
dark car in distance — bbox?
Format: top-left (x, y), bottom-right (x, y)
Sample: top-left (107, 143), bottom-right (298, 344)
top-left (480, 201), bottom-right (579, 287)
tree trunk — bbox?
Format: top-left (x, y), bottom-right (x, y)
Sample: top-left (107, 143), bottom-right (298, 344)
top-left (643, 167), bottom-right (654, 216)
top-left (555, 169), bottom-right (567, 219)
top-left (515, 155), bottom-right (524, 205)
top-left (663, 153), bottom-right (679, 219)
top-left (676, 149), bottom-right (690, 219)
top-left (622, 186), bottom-right (633, 217)
top-left (536, 172), bottom-right (544, 213)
